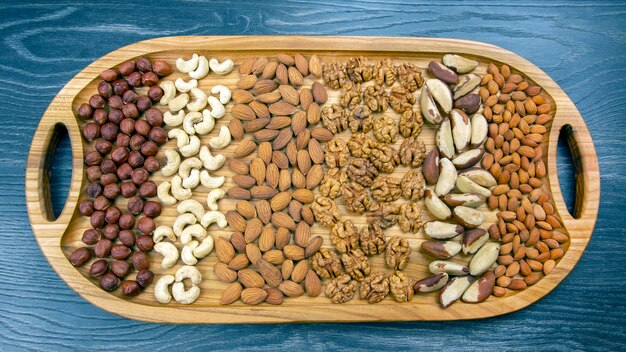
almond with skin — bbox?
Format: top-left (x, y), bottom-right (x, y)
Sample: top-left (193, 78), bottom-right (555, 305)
top-left (277, 53), bottom-right (295, 66)
top-left (279, 280), bottom-right (304, 297)
top-left (276, 63), bottom-right (288, 85)
top-left (251, 185), bottom-right (278, 200)
top-left (239, 58), bottom-right (255, 75)
top-left (252, 79), bottom-right (278, 96)
top-left (265, 163), bottom-right (279, 189)
top-left (263, 249), bottom-right (285, 265)
top-left (310, 126), bottom-right (333, 142)
top-left (244, 218), bottom-right (263, 243)
top-left (289, 200), bottom-right (303, 223)
top-left (246, 243), bottom-right (262, 265)
top-left (311, 81), bottom-right (327, 104)
top-left (271, 191), bottom-right (292, 212)
top-left (228, 187), bottom-right (252, 201)
top-left (305, 236), bottom-right (323, 257)
top-left (307, 103), bottom-right (321, 125)
top-left (215, 237), bottom-right (235, 263)
top-left (230, 232), bottom-right (247, 252)
top-left (256, 200), bottom-right (272, 224)
top-left (265, 288), bottom-right (284, 305)
top-left (308, 139), bottom-right (324, 164)
top-left (236, 200), bottom-right (257, 218)
top-left (294, 54), bottom-right (309, 76)
top-left (266, 116), bottom-right (292, 130)
top-left (241, 287), bottom-right (268, 305)
top-left (296, 130), bottom-right (311, 151)
top-left (257, 142), bottom-right (272, 165)
top-left (271, 212), bottom-right (296, 230)
top-left (254, 129), bottom-right (280, 142)
top-left (288, 67), bottom-right (304, 86)
top-left (269, 101), bottom-right (298, 115)
top-left (294, 221), bottom-right (311, 247)
top-left (273, 128), bottom-right (293, 150)
top-left (236, 75), bottom-right (257, 90)
top-left (283, 244), bottom-right (305, 260)
top-left (279, 169), bottom-right (292, 191)
top-left (228, 159), bottom-right (249, 175)
top-left (258, 226), bottom-right (276, 252)
top-left (226, 210), bottom-right (247, 232)
top-left (261, 61), bottom-right (278, 79)
top-left (250, 100), bottom-right (270, 119)
top-left (306, 165), bottom-right (324, 190)
top-left (291, 168), bottom-right (306, 189)
top-left (305, 270), bottom-right (322, 296)
top-left (214, 262), bottom-right (237, 283)
top-left (250, 57), bottom-right (268, 75)
top-left (275, 227), bottom-right (291, 250)
top-left (229, 119), bottom-right (244, 140)
top-left (256, 90), bottom-right (282, 104)
top-left (279, 85), bottom-right (300, 105)
top-left (220, 282), bottom-right (243, 305)
top-left (231, 104), bottom-right (256, 121)
top-left (250, 158), bottom-right (266, 185)
top-left (281, 260), bottom-right (294, 281)
top-left (238, 268), bottom-right (265, 288)
top-left (308, 55), bottom-right (322, 77)
top-left (234, 140), bottom-right (256, 158)
top-left (299, 88), bottom-right (313, 110)
top-left (292, 188), bottom-right (314, 204)
top-left (256, 258), bottom-right (282, 287)
top-left (296, 150), bottom-right (312, 175)
top-left (290, 260), bottom-right (309, 283)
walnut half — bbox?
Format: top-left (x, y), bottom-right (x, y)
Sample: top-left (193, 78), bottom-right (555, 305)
top-left (311, 248), bottom-right (343, 279)
top-left (370, 175), bottom-right (402, 202)
top-left (321, 104), bottom-right (348, 134)
top-left (360, 272), bottom-right (390, 303)
top-left (369, 142), bottom-right (399, 173)
top-left (400, 169), bottom-right (426, 202)
top-left (359, 223), bottom-right (387, 256)
top-left (346, 157), bottom-right (378, 188)
top-left (342, 181), bottom-right (372, 215)
top-left (398, 202), bottom-right (423, 233)
top-left (311, 196), bottom-right (341, 228)
top-left (341, 249), bottom-right (371, 281)
top-left (399, 135), bottom-right (426, 168)
top-left (325, 274), bottom-right (358, 303)
top-left (330, 219), bottom-right (359, 253)
top-left (325, 138), bottom-right (350, 168)
top-left (319, 167), bottom-right (346, 199)
top-left (389, 270), bottom-right (414, 303)
top-left (399, 108), bottom-right (423, 138)
top-left (385, 236), bottom-right (411, 270)
top-left (367, 202), bottom-right (399, 229)
top-left (373, 115), bottom-right (399, 144)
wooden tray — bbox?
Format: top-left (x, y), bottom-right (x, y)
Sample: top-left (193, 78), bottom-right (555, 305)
top-left (25, 36), bottom-right (599, 323)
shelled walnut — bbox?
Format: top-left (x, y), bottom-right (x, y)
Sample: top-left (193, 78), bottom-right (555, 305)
top-left (311, 248), bottom-right (343, 279)
top-left (341, 181), bottom-right (372, 214)
top-left (322, 62), bottom-right (347, 89)
top-left (397, 63), bottom-right (424, 92)
top-left (370, 175), bottom-right (401, 202)
top-left (341, 249), bottom-right (371, 281)
top-left (398, 136), bottom-right (426, 168)
top-left (388, 86), bottom-right (416, 113)
top-left (319, 167), bottom-right (346, 199)
top-left (373, 58), bottom-right (397, 86)
top-left (359, 223), bottom-right (386, 256)
top-left (389, 271), bottom-right (414, 303)
top-left (363, 84), bottom-right (389, 112)
top-left (372, 115), bottom-right (399, 144)
top-left (400, 169), bottom-right (426, 201)
top-left (324, 138), bottom-right (350, 168)
top-left (330, 219), bottom-right (359, 253)
top-left (325, 274), bottom-right (358, 303)
top-left (321, 104), bottom-right (348, 134)
top-left (399, 108), bottom-right (423, 138)
top-left (397, 202), bottom-right (423, 233)
top-left (340, 83), bottom-right (362, 110)
top-left (367, 202), bottom-right (399, 229)
top-left (369, 143), bottom-right (399, 173)
top-left (346, 157), bottom-right (378, 187)
top-left (347, 132), bottom-right (377, 158)
top-left (385, 236), bottom-right (410, 270)
top-left (360, 272), bottom-right (390, 304)
top-left (348, 105), bottom-right (373, 133)
top-left (311, 196), bottom-right (341, 228)
top-left (345, 56), bottom-right (374, 83)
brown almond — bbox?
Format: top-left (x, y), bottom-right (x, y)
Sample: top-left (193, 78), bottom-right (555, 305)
top-left (266, 163), bottom-right (280, 189)
top-left (252, 79), bottom-right (278, 96)
top-left (232, 174), bottom-right (256, 190)
top-left (300, 88), bottom-right (313, 110)
top-left (228, 185), bottom-right (252, 199)
top-left (275, 227), bottom-right (291, 250)
top-left (238, 268), bottom-right (265, 288)
top-left (305, 236), bottom-right (323, 257)
top-left (234, 139), bottom-right (256, 158)
top-left (258, 226), bottom-right (276, 252)
top-left (271, 212), bottom-right (296, 230)
top-left (294, 221), bottom-right (311, 247)
top-left (296, 150), bottom-right (312, 174)
top-left (273, 128), bottom-right (293, 150)
top-left (232, 89), bottom-right (254, 104)
top-left (250, 57), bottom-right (269, 75)
top-left (272, 151), bottom-right (290, 169)
top-left (226, 210), bottom-right (247, 232)
top-left (279, 85), bottom-right (300, 105)
top-left (288, 66), bottom-right (304, 86)
top-left (246, 243), bottom-right (262, 265)
top-left (251, 185), bottom-right (278, 200)
top-left (228, 253), bottom-right (250, 271)
top-left (229, 118), bottom-right (244, 140)
top-left (310, 126), bottom-right (333, 142)
top-left (309, 55), bottom-right (322, 78)
top-left (289, 200), bottom-right (303, 223)
top-left (266, 116), bottom-right (292, 130)
top-left (284, 244), bottom-right (305, 260)
top-left (220, 282), bottom-right (243, 305)
top-left (250, 100), bottom-right (270, 119)
top-left (239, 58), bottom-right (255, 75)
top-left (281, 259), bottom-right (294, 280)
top-left (294, 54), bottom-right (309, 76)
top-left (306, 164), bottom-right (324, 190)
top-left (236, 74), bottom-right (257, 90)
top-left (256, 200), bottom-right (272, 224)
top-left (229, 159), bottom-right (249, 175)
top-left (265, 287), bottom-right (284, 305)
top-left (291, 168), bottom-right (306, 189)
top-left (214, 262), bottom-right (237, 283)
top-left (261, 61), bottom-right (278, 80)
top-left (311, 81), bottom-right (327, 104)
top-left (276, 63), bottom-right (288, 85)
top-left (231, 104), bottom-right (256, 121)
top-left (279, 169), bottom-right (292, 191)
top-left (250, 158), bottom-right (266, 185)
top-left (254, 143), bottom-right (271, 166)
top-left (263, 249), bottom-right (285, 265)
top-left (279, 280), bottom-right (304, 297)
top-left (236, 200), bottom-right (257, 218)
top-left (241, 287), bottom-right (268, 305)
top-left (305, 270), bottom-right (322, 296)
top-left (269, 101), bottom-right (298, 115)
top-left (308, 139), bottom-right (324, 164)
top-left (256, 258), bottom-right (283, 287)
top-left (292, 188), bottom-right (314, 204)
top-left (256, 90), bottom-right (282, 104)
top-left (215, 237), bottom-right (235, 263)
top-left (307, 102), bottom-right (321, 125)
top-left (244, 218), bottom-right (263, 243)
top-left (296, 130), bottom-right (311, 151)
top-left (271, 191), bottom-right (292, 212)
top-left (291, 260), bottom-right (309, 283)
top-left (230, 232), bottom-right (247, 252)
top-left (254, 129), bottom-right (280, 142)
top-left (277, 53), bottom-right (295, 66)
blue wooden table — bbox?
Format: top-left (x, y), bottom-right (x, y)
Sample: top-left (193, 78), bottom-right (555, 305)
top-left (1, 1), bottom-right (624, 350)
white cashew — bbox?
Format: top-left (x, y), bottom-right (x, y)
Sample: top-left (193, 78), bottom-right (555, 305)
top-left (193, 236), bottom-right (214, 258)
top-left (161, 149), bottom-right (181, 177)
top-left (176, 53), bottom-right (199, 73)
top-left (153, 225), bottom-right (176, 243)
top-left (168, 93), bottom-right (189, 112)
top-left (189, 56), bottom-right (209, 80)
top-left (211, 85), bottom-right (232, 104)
top-left (199, 145), bottom-right (225, 171)
top-left (159, 81), bottom-right (176, 105)
top-left (200, 170), bottom-right (225, 189)
top-left (154, 242), bottom-right (179, 269)
top-left (195, 110), bottom-right (215, 135)
top-left (181, 241), bottom-right (199, 265)
top-left (171, 282), bottom-right (200, 305)
top-left (174, 77), bottom-right (198, 93)
top-left (163, 110), bottom-right (185, 127)
top-left (182, 169), bottom-right (200, 189)
top-left (183, 112), bottom-right (203, 135)
top-left (168, 128), bottom-right (189, 149)
top-left (187, 87), bottom-right (208, 112)
top-left (209, 125), bottom-right (231, 149)
top-left (176, 199), bottom-right (205, 221)
top-left (180, 224), bottom-right (207, 245)
top-left (201, 210), bottom-right (228, 229)
top-left (206, 96), bottom-right (225, 119)
top-left (209, 58), bottom-right (234, 75)
top-left (206, 188), bottom-right (225, 211)
top-left (178, 157), bottom-right (202, 178)
top-left (154, 275), bottom-right (175, 304)
top-left (173, 213), bottom-right (197, 237)
top-left (157, 182), bottom-right (177, 206)
top-left (180, 135), bottom-right (200, 157)
top-left (171, 175), bottom-right (192, 201)
top-left (175, 265), bottom-right (202, 285)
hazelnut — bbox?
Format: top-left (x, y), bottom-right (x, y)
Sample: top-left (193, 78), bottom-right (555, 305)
top-left (94, 238), bottom-right (113, 258)
top-left (143, 201), bottom-right (161, 218)
top-left (111, 146), bottom-right (129, 164)
top-left (118, 213), bottom-right (135, 229)
top-left (78, 199), bottom-right (94, 216)
top-left (86, 182), bottom-right (103, 199)
top-left (119, 118), bottom-right (135, 135)
top-left (112, 79), bottom-right (129, 96)
top-left (129, 134), bottom-right (145, 151)
top-left (93, 195), bottom-right (111, 211)
top-left (82, 228), bottom-right (101, 245)
top-left (105, 206), bottom-right (121, 224)
top-left (122, 280), bottom-right (141, 297)
top-left (98, 81), bottom-right (113, 98)
top-left (128, 151), bottom-right (145, 168)
top-left (127, 196), bottom-right (145, 215)
top-left (99, 172), bottom-right (118, 186)
top-left (82, 122), bottom-right (100, 141)
top-left (86, 165), bottom-right (102, 182)
top-left (111, 260), bottom-right (131, 278)
top-left (149, 127), bottom-right (167, 145)
top-left (107, 95), bottom-right (123, 110)
top-left (136, 57), bottom-right (152, 73)
top-left (116, 163), bottom-right (133, 180)
top-left (145, 108), bottom-right (163, 127)
top-left (118, 229), bottom-right (136, 247)
top-left (89, 94), bottom-right (106, 109)
top-left (126, 71), bottom-right (143, 87)
top-left (69, 247), bottom-right (92, 267)
top-left (123, 89), bottom-right (139, 104)
top-left (136, 216), bottom-right (155, 235)
top-left (92, 109), bottom-right (108, 125)
top-left (140, 141), bottom-right (158, 156)
top-left (122, 103), bottom-right (139, 119)
top-left (84, 151), bottom-right (102, 166)
top-left (103, 223), bottom-right (120, 240)
top-left (77, 103), bottom-right (93, 119)
top-left (101, 122), bottom-right (119, 141)
top-left (119, 60), bottom-right (136, 76)
top-left (120, 182), bottom-right (137, 198)
top-left (143, 157), bottom-right (160, 173)
top-left (136, 270), bottom-right (154, 288)
top-left (94, 140), bottom-right (112, 155)
top-left (107, 108), bottom-right (124, 124)
top-left (90, 210), bottom-right (106, 228)
top-left (147, 86), bottom-right (164, 102)
top-left (89, 259), bottom-right (109, 278)
top-left (139, 181), bottom-right (157, 197)
top-left (100, 272), bottom-right (121, 291)
top-left (130, 251), bottom-right (150, 270)
top-left (111, 244), bottom-right (132, 260)
top-left (116, 133), bottom-right (130, 147)
top-left (136, 95), bottom-right (152, 112)
top-left (152, 59), bottom-right (172, 76)
top-left (141, 71), bottom-right (159, 86)
top-left (135, 235), bottom-right (154, 253)
top-left (102, 183), bottom-right (120, 199)
top-left (100, 159), bottom-right (117, 174)
top-left (131, 168), bottom-right (149, 185)
top-left (134, 119), bottom-right (151, 137)
top-left (100, 69), bottom-right (118, 82)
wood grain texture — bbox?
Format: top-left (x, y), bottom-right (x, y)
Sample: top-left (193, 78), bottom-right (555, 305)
top-left (1, 0), bottom-right (624, 350)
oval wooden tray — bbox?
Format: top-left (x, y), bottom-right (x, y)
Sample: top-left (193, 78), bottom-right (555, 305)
top-left (25, 36), bottom-right (599, 323)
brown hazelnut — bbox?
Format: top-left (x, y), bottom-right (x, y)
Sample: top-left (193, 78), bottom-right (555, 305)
top-left (127, 196), bottom-right (145, 215)
top-left (103, 224), bottom-right (120, 240)
top-left (98, 81), bottom-right (113, 98)
top-left (149, 127), bottom-right (167, 145)
top-left (78, 199), bottom-right (94, 216)
top-left (116, 163), bottom-right (133, 180)
top-left (122, 89), bottom-right (139, 104)
top-left (145, 108), bottom-right (163, 127)
top-left (100, 159), bottom-right (117, 174)
top-left (122, 103), bottom-right (139, 119)
top-left (77, 103), bottom-right (93, 119)
top-left (140, 141), bottom-right (158, 157)
top-left (90, 210), bottom-right (106, 228)
top-left (136, 57), bottom-right (152, 73)
top-left (130, 251), bottom-right (150, 270)
top-left (100, 272), bottom-right (121, 291)
top-left (92, 109), bottom-right (108, 125)
top-left (143, 157), bottom-right (160, 173)
top-left (147, 86), bottom-right (163, 102)
top-left (107, 108), bottom-right (124, 124)
top-left (95, 140), bottom-right (112, 155)
top-left (119, 60), bottom-right (136, 76)
top-left (120, 182), bottom-right (137, 198)
top-left (131, 168), bottom-right (149, 185)
top-left (100, 69), bottom-right (118, 82)
top-left (94, 238), bottom-right (113, 258)
top-left (136, 269), bottom-right (154, 287)
top-left (108, 95), bottom-right (123, 110)
top-left (152, 59), bottom-right (172, 76)
top-left (89, 259), bottom-right (109, 278)
top-left (112, 79), bottom-right (129, 96)
top-left (119, 229), bottom-right (136, 247)
top-left (100, 122), bottom-right (118, 141)
top-left (99, 173), bottom-right (118, 186)
top-left (129, 134), bottom-right (145, 151)
top-left (86, 182), bottom-right (103, 199)
top-left (82, 228), bottom-right (101, 245)
top-left (82, 122), bottom-right (100, 141)
top-left (143, 201), bottom-right (161, 218)
top-left (111, 244), bottom-right (132, 260)
top-left (128, 151), bottom-right (145, 168)
top-left (118, 213), bottom-right (135, 229)
top-left (116, 133), bottom-right (130, 148)
top-left (105, 206), bottom-right (121, 224)
top-left (136, 95), bottom-right (152, 112)
top-left (111, 146), bottom-right (129, 164)
top-left (111, 260), bottom-right (131, 278)
top-left (136, 217), bottom-right (155, 235)
top-left (134, 119), bottom-right (151, 137)
top-left (69, 247), bottom-right (92, 267)
top-left (135, 235), bottom-right (154, 253)
top-left (139, 181), bottom-right (157, 197)
top-left (122, 280), bottom-right (141, 297)
top-left (102, 183), bottom-right (120, 199)
top-left (126, 72), bottom-right (143, 87)
top-left (89, 94), bottom-right (106, 109)
top-left (84, 151), bottom-right (102, 166)
top-left (86, 165), bottom-right (102, 182)
top-left (141, 71), bottom-right (158, 86)
top-left (119, 118), bottom-right (135, 135)
top-left (93, 195), bottom-right (111, 211)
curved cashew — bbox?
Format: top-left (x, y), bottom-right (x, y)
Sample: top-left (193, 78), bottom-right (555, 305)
top-left (206, 188), bottom-right (225, 211)
top-left (183, 112), bottom-right (203, 135)
top-left (153, 225), bottom-right (176, 243)
top-left (181, 240), bottom-right (199, 265)
top-left (209, 58), bottom-right (234, 75)
top-left (201, 210), bottom-right (228, 229)
top-left (195, 110), bottom-right (215, 135)
top-left (187, 88), bottom-right (208, 112)
top-left (172, 282), bottom-right (200, 305)
top-left (199, 145), bottom-right (225, 171)
top-left (176, 53), bottom-right (199, 73)
top-left (180, 224), bottom-right (207, 245)
top-left (178, 157), bottom-right (202, 178)
top-left (171, 175), bottom-right (192, 201)
top-left (161, 149), bottom-right (181, 177)
top-left (193, 236), bottom-right (214, 258)
top-left (180, 135), bottom-right (200, 157)
top-left (211, 85), bottom-right (232, 104)
top-left (174, 77), bottom-right (198, 93)
top-left (200, 170), bottom-right (225, 189)
top-left (206, 96), bottom-right (225, 119)
top-left (209, 125), bottom-right (231, 149)
top-left (157, 182), bottom-right (177, 206)
top-left (154, 242), bottom-right (179, 269)
top-left (168, 128), bottom-right (189, 149)
top-left (189, 56), bottom-right (209, 80)
top-left (154, 275), bottom-right (175, 304)
top-left (176, 199), bottom-right (205, 221)
top-left (168, 93), bottom-right (189, 112)
top-left (164, 110), bottom-right (185, 127)
top-left (159, 81), bottom-right (176, 105)
top-left (175, 265), bottom-right (202, 285)
top-left (173, 213), bottom-right (197, 237)
top-left (182, 169), bottom-right (200, 189)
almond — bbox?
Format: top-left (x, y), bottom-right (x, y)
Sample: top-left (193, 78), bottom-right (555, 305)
top-left (276, 63), bottom-right (288, 85)
top-left (215, 237), bottom-right (235, 263)
top-left (239, 58), bottom-right (255, 75)
top-left (220, 282), bottom-right (243, 305)
top-left (294, 222), bottom-right (311, 247)
top-left (292, 188), bottom-right (314, 204)
top-left (244, 218), bottom-right (263, 243)
top-left (269, 101), bottom-right (298, 115)
top-left (275, 227), bottom-right (291, 250)
top-left (228, 118), bottom-right (244, 140)
top-left (271, 191), bottom-right (292, 212)
top-left (250, 57), bottom-right (269, 75)
top-left (311, 81), bottom-right (327, 103)
top-left (291, 111), bottom-right (307, 135)
top-left (238, 268), bottom-right (265, 288)
top-left (228, 253), bottom-right (250, 271)
top-left (241, 287), bottom-right (268, 305)
top-left (233, 139), bottom-right (256, 158)
top-left (286, 140), bottom-right (298, 165)
top-left (256, 90), bottom-right (282, 104)
top-left (266, 116), bottom-right (292, 130)
top-left (256, 258), bottom-right (282, 287)
top-left (289, 200), bottom-right (303, 223)
top-left (307, 139), bottom-right (324, 164)
top-left (265, 163), bottom-right (279, 189)
top-left (249, 158), bottom-right (266, 185)
top-left (291, 168), bottom-right (306, 189)
top-left (252, 79), bottom-right (278, 96)
top-left (263, 249), bottom-right (285, 265)
top-left (261, 61), bottom-right (278, 80)
top-left (283, 244), bottom-right (305, 260)
top-left (246, 243), bottom-right (262, 265)
top-left (256, 200), bottom-right (272, 224)
top-left (296, 150), bottom-right (312, 175)
top-left (265, 287), bottom-right (284, 305)
top-left (251, 185), bottom-right (278, 200)
top-left (272, 212), bottom-right (296, 230)
top-left (236, 74), bottom-right (257, 90)
top-left (290, 260), bottom-right (309, 283)
top-left (214, 262), bottom-right (237, 283)
top-left (231, 104), bottom-right (256, 121)
top-left (228, 186), bottom-right (251, 200)
top-left (293, 54), bottom-right (309, 76)
top-left (310, 126), bottom-right (332, 142)
top-left (305, 270), bottom-right (322, 296)
top-left (249, 100), bottom-right (270, 119)
top-left (309, 55), bottom-right (322, 77)
top-left (272, 150), bottom-right (290, 169)
top-left (232, 174), bottom-right (256, 189)
top-left (228, 159), bottom-right (249, 175)
top-left (307, 102), bottom-right (321, 124)
top-left (279, 280), bottom-right (304, 297)
top-left (230, 232), bottom-right (247, 252)
top-left (258, 226), bottom-right (276, 252)
top-left (272, 128), bottom-right (293, 150)
top-left (279, 169), bottom-right (292, 191)
top-left (254, 129), bottom-right (280, 142)
top-left (306, 165), bottom-right (324, 190)
top-left (288, 66), bottom-right (304, 86)
top-left (226, 210), bottom-right (247, 232)
top-left (279, 85), bottom-right (300, 105)
top-left (236, 200), bottom-right (257, 218)
top-left (301, 206), bottom-right (314, 226)
top-left (305, 236), bottom-right (323, 257)
top-left (296, 129), bottom-right (311, 150)
top-left (231, 89), bottom-right (254, 104)
top-left (277, 53), bottom-right (295, 66)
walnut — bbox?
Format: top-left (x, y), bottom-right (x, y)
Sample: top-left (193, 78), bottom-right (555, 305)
top-left (346, 157), bottom-right (378, 187)
top-left (399, 109), bottom-right (423, 138)
top-left (385, 236), bottom-right (411, 270)
top-left (321, 104), bottom-right (348, 134)
top-left (397, 63), bottom-right (424, 92)
top-left (341, 249), bottom-right (371, 281)
top-left (398, 202), bottom-right (423, 233)
top-left (322, 62), bottom-right (347, 90)
top-left (367, 202), bottom-right (399, 229)
top-left (325, 274), bottom-right (358, 303)
top-left (348, 105), bottom-right (373, 133)
top-left (347, 132), bottom-right (377, 158)
top-left (359, 272), bottom-right (390, 303)
top-left (389, 270), bottom-right (414, 303)
top-left (372, 115), bottom-right (399, 144)
top-left (373, 58), bottom-right (397, 86)
top-left (399, 136), bottom-right (426, 168)
top-left (340, 83), bottom-right (362, 110)
top-left (325, 138), bottom-right (350, 168)
top-left (359, 223), bottom-right (386, 256)
top-left (369, 143), bottom-right (399, 173)
top-left (331, 219), bottom-right (359, 253)
top-left (312, 196), bottom-right (341, 228)
top-left (311, 248), bottom-right (343, 279)
top-left (341, 181), bottom-right (372, 215)
top-left (400, 169), bottom-right (426, 202)
top-left (370, 175), bottom-right (401, 202)
top-left (363, 84), bottom-right (389, 112)
top-left (389, 86), bottom-right (416, 113)
top-left (345, 56), bottom-right (374, 83)
top-left (319, 167), bottom-right (346, 199)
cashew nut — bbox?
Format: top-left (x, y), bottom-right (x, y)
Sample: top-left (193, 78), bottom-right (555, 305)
top-left (181, 240), bottom-right (199, 265)
top-left (211, 85), bottom-right (232, 104)
top-left (187, 87), bottom-right (208, 112)
top-left (193, 236), bottom-right (214, 258)
top-left (209, 58), bottom-right (234, 75)
top-left (206, 96), bottom-right (225, 119)
top-left (153, 225), bottom-right (176, 243)
top-left (171, 175), bottom-right (192, 201)
top-left (176, 53), bottom-right (199, 73)
top-left (209, 125), bottom-right (231, 149)
top-left (189, 56), bottom-right (209, 80)
top-left (160, 149), bottom-right (181, 177)
top-left (200, 210), bottom-right (228, 229)
top-left (159, 80), bottom-right (176, 105)
top-left (154, 275), bottom-right (175, 304)
top-left (199, 145), bottom-right (225, 171)
top-left (182, 168), bottom-right (200, 189)
top-left (173, 213), bottom-right (197, 237)
top-left (157, 182), bottom-right (177, 206)
top-left (206, 188), bottom-right (225, 211)
top-left (164, 110), bottom-right (185, 127)
top-left (168, 128), bottom-right (189, 149)
top-left (180, 135), bottom-right (200, 157)
top-left (178, 157), bottom-right (202, 178)
top-left (176, 199), bottom-right (205, 221)
top-left (168, 93), bottom-right (189, 112)
top-left (194, 110), bottom-right (215, 135)
top-left (175, 265), bottom-right (202, 285)
top-left (171, 282), bottom-right (200, 305)
top-left (183, 112), bottom-right (203, 135)
top-left (200, 170), bottom-right (225, 189)
top-left (174, 77), bottom-right (198, 93)
top-left (180, 224), bottom-right (207, 245)
top-left (154, 242), bottom-right (179, 269)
